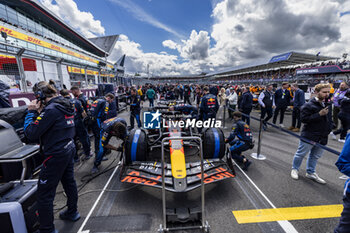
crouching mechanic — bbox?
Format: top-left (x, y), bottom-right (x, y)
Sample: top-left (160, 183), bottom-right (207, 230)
top-left (90, 93), bottom-right (115, 156)
top-left (91, 117), bottom-right (128, 173)
top-left (226, 111), bottom-right (253, 171)
top-left (24, 81), bottom-right (80, 233)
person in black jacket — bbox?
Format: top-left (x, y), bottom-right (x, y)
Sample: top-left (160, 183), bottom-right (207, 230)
top-left (273, 82), bottom-right (291, 127)
top-left (333, 89), bottom-right (350, 142)
top-left (288, 83), bottom-right (305, 132)
top-left (239, 87), bottom-right (253, 125)
top-left (24, 81), bottom-right (80, 233)
top-left (291, 83), bottom-right (332, 184)
top-left (184, 85), bottom-right (192, 105)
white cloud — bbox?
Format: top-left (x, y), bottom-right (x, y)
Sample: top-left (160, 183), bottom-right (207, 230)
top-left (109, 34), bottom-right (181, 76)
top-left (159, 0), bottom-right (350, 74)
top-left (40, 0), bottom-right (105, 38)
top-left (40, 0), bottom-right (350, 76)
top-left (178, 30), bottom-right (210, 60)
top-left (207, 0), bottom-right (348, 68)
top-left (109, 34), bottom-right (213, 76)
top-left (162, 40), bottom-right (178, 50)
top-left (109, 0), bottom-right (183, 38)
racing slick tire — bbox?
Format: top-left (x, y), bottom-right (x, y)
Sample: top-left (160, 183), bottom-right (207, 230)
top-left (202, 128), bottom-right (225, 159)
top-left (124, 129), bottom-right (148, 165)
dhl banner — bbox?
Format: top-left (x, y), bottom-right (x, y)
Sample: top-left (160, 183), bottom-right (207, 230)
top-left (67, 66), bottom-right (99, 75)
top-left (0, 54), bottom-right (16, 59)
top-left (0, 26), bottom-right (100, 64)
top-left (86, 69), bottom-right (99, 75)
top-left (100, 73), bottom-right (115, 77)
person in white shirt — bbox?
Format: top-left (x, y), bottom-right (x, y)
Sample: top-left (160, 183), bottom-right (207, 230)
top-left (228, 88), bottom-right (238, 119)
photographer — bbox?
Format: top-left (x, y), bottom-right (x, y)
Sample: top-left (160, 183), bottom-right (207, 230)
top-left (24, 81), bottom-right (80, 233)
top-left (291, 83), bottom-right (332, 184)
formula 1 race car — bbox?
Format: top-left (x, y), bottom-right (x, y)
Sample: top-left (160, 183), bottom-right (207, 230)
top-left (157, 98), bottom-right (184, 107)
top-left (119, 104), bottom-right (235, 232)
top-left (120, 107), bottom-right (235, 192)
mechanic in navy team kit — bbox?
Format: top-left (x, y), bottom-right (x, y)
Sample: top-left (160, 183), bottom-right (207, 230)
top-left (129, 88), bottom-right (142, 129)
top-left (90, 93), bottom-right (115, 156)
top-left (24, 81), bottom-right (80, 233)
top-left (199, 86), bottom-right (219, 120)
top-left (165, 86), bottom-right (176, 100)
top-left (226, 111), bottom-right (253, 171)
top-left (70, 86), bottom-right (93, 160)
top-left (91, 117), bottom-right (128, 173)
top-left (60, 89), bottom-right (92, 162)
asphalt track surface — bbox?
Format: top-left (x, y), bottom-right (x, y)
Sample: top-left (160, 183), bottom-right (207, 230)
top-left (54, 101), bottom-right (346, 233)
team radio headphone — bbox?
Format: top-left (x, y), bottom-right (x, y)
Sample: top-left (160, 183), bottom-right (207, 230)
top-left (33, 83), bottom-right (47, 102)
top-left (33, 82), bottom-right (56, 103)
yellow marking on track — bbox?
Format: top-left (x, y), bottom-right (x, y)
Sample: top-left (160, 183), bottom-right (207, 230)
top-left (232, 205), bottom-right (343, 224)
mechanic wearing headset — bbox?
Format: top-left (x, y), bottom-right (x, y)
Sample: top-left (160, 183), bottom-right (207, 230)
top-left (91, 117), bottom-right (128, 174)
top-left (90, 93), bottom-right (115, 156)
top-left (129, 88), bottom-right (142, 129)
top-left (226, 111), bottom-right (253, 171)
top-left (24, 81), bottom-right (80, 233)
top-left (169, 103), bottom-right (198, 118)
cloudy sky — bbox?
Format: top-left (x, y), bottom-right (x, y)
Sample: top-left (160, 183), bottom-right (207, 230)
top-left (40, 0), bottom-right (350, 76)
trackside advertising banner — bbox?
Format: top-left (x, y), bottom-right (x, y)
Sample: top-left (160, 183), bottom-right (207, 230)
top-left (296, 65), bottom-right (350, 75)
top-left (9, 89), bottom-right (97, 107)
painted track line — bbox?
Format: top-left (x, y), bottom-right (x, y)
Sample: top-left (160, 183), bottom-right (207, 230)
top-left (232, 159), bottom-right (299, 233)
top-left (77, 162), bottom-right (121, 233)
